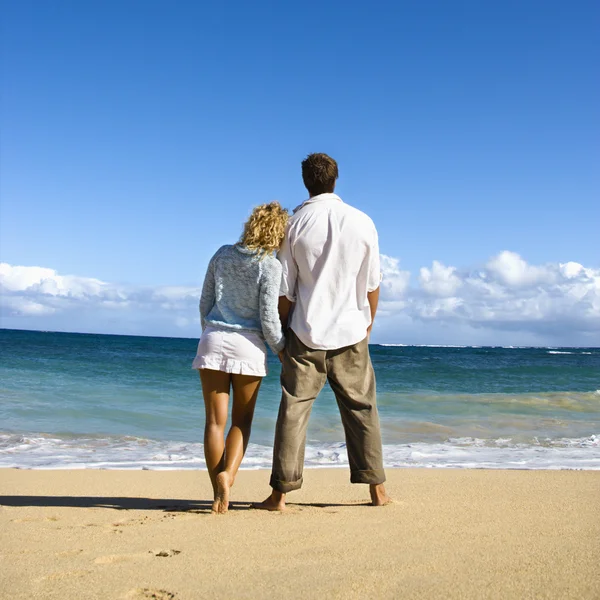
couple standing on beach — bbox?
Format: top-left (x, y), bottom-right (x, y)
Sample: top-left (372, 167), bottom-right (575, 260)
top-left (192, 153), bottom-right (391, 513)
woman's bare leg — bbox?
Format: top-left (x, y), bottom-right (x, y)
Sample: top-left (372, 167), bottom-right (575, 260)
top-left (199, 369), bottom-right (231, 510)
top-left (215, 374), bottom-right (261, 513)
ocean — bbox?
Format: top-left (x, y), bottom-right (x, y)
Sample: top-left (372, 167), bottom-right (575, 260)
top-left (0, 329), bottom-right (598, 470)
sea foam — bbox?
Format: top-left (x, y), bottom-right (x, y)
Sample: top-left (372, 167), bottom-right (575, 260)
top-left (1, 432), bottom-right (598, 471)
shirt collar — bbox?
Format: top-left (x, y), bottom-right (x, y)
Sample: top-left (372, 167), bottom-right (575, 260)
top-left (293, 193), bottom-right (342, 214)
top-left (235, 244), bottom-right (259, 255)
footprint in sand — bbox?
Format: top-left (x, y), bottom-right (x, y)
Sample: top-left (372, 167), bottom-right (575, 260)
top-left (149, 549), bottom-right (181, 558)
top-left (126, 588), bottom-right (176, 600)
top-left (94, 552), bottom-right (148, 564)
top-left (39, 570), bottom-right (91, 581)
top-left (112, 517), bottom-right (144, 527)
top-left (11, 516), bottom-right (59, 523)
top-left (95, 550), bottom-right (180, 564)
top-left (57, 549), bottom-right (84, 558)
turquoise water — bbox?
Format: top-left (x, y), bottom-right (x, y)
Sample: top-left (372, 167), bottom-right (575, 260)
top-left (1, 329), bottom-right (599, 469)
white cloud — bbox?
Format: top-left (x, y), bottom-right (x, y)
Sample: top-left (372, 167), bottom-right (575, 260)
top-left (380, 254), bottom-right (410, 300)
top-left (486, 250), bottom-right (554, 287)
top-left (560, 262), bottom-right (584, 279)
top-left (382, 252), bottom-right (599, 344)
top-left (0, 263), bottom-right (106, 297)
top-left (1, 296), bottom-right (56, 316)
top-left (419, 261), bottom-right (462, 297)
top-left (1, 253), bottom-right (599, 345)
top-left (0, 262), bottom-right (201, 337)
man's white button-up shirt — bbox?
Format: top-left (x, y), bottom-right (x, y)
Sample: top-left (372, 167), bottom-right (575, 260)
top-left (278, 193), bottom-right (381, 350)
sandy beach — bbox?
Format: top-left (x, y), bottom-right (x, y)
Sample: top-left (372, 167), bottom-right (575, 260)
top-left (1, 468), bottom-right (598, 599)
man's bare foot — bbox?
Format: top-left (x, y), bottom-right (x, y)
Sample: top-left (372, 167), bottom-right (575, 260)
top-left (252, 490), bottom-right (286, 511)
top-left (213, 472), bottom-right (231, 514)
top-left (370, 483), bottom-right (392, 506)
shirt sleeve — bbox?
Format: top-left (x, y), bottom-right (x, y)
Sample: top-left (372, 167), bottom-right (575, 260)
top-left (199, 252), bottom-right (218, 330)
top-left (367, 226), bottom-right (381, 292)
top-left (277, 225), bottom-right (298, 302)
top-left (259, 260), bottom-right (286, 354)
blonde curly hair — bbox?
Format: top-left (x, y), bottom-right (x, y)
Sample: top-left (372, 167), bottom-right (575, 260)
top-left (239, 201), bottom-right (289, 256)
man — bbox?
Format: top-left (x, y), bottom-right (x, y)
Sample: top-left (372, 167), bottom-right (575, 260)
top-left (256, 153), bottom-right (391, 510)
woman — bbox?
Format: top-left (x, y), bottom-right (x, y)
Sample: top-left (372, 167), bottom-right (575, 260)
top-left (192, 202), bottom-right (288, 514)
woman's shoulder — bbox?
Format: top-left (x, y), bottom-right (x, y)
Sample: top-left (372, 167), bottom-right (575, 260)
top-left (211, 244), bottom-right (235, 260)
top-left (260, 253), bottom-right (282, 277)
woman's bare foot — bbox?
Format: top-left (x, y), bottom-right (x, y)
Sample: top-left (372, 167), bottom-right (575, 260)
top-left (213, 472), bottom-right (231, 514)
top-left (370, 483), bottom-right (392, 506)
top-left (252, 490), bottom-right (286, 511)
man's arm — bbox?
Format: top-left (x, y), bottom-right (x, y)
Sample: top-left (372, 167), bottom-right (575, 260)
top-left (278, 227), bottom-right (298, 305)
top-left (367, 286), bottom-right (379, 338)
top-left (276, 296), bottom-right (294, 362)
top-left (278, 295), bottom-right (294, 330)
top-left (366, 220), bottom-right (381, 339)
top-left (276, 223), bottom-right (297, 357)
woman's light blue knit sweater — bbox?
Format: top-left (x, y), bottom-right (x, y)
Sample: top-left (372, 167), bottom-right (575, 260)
top-left (199, 244), bottom-right (285, 354)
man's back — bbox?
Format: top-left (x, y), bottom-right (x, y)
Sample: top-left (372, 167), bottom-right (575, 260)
top-left (279, 192), bottom-right (380, 350)
top-left (256, 152), bottom-right (389, 510)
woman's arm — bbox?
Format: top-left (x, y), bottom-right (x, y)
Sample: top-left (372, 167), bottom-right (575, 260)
top-left (199, 253), bottom-right (218, 330)
top-left (259, 260), bottom-right (286, 354)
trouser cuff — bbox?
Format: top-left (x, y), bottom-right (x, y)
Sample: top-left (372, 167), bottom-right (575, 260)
top-left (350, 469), bottom-right (386, 485)
top-left (270, 474), bottom-right (303, 493)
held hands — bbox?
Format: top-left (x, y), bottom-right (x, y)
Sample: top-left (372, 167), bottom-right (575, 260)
top-left (278, 350), bottom-right (285, 363)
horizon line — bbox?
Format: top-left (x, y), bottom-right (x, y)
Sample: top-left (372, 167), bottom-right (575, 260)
top-left (1, 327), bottom-right (598, 349)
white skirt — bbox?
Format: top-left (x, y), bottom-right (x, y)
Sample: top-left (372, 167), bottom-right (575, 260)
top-left (191, 326), bottom-right (268, 377)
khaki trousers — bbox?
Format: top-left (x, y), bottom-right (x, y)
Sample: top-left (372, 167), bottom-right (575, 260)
top-left (270, 329), bottom-right (386, 493)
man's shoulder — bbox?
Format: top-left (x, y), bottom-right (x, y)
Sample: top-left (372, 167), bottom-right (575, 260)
top-left (333, 202), bottom-right (378, 243)
top-left (288, 197), bottom-right (377, 241)
top-left (286, 205), bottom-right (310, 233)
top-left (291, 197), bottom-right (374, 221)
top-left (340, 201), bottom-right (376, 227)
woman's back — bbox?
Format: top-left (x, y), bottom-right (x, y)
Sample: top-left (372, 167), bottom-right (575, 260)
top-left (201, 244), bottom-right (283, 352)
top-left (209, 244), bottom-right (261, 327)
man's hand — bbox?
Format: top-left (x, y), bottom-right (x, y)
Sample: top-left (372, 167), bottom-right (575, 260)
top-left (278, 350), bottom-right (285, 363)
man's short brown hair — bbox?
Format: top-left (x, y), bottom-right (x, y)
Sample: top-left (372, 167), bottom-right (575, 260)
top-left (301, 153), bottom-right (338, 196)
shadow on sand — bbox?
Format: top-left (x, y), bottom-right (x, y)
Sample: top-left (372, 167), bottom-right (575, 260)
top-left (1, 496), bottom-right (228, 512)
top-left (0, 496), bottom-right (370, 512)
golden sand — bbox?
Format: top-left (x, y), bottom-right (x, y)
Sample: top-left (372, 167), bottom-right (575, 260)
top-left (1, 468), bottom-right (599, 599)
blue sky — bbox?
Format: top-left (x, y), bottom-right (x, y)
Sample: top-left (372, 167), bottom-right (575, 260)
top-left (1, 1), bottom-right (599, 345)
